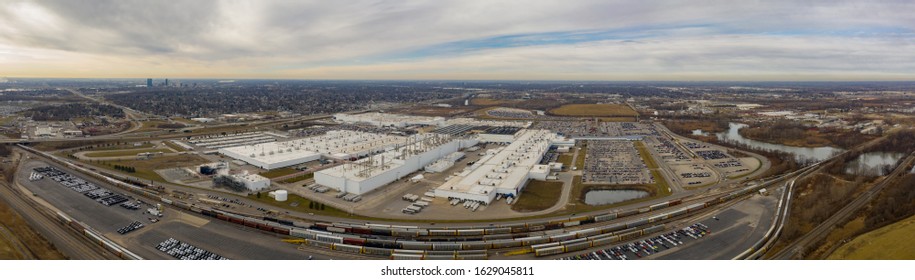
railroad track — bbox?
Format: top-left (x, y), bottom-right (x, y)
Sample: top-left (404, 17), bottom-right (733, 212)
top-left (769, 153), bottom-right (915, 260)
top-left (0, 224), bottom-right (35, 259)
top-left (0, 180), bottom-right (112, 260)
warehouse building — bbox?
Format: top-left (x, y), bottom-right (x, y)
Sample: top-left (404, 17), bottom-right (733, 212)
top-left (230, 171), bottom-right (270, 192)
top-left (333, 112), bottom-right (445, 128)
top-left (434, 129), bottom-right (567, 204)
top-left (315, 134), bottom-right (479, 195)
top-left (218, 130), bottom-right (405, 169)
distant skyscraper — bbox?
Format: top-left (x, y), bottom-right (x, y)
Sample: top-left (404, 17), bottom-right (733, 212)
top-left (165, 79), bottom-right (169, 87)
top-left (147, 78), bottom-right (152, 87)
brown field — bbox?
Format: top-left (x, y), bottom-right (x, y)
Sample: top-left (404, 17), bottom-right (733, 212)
top-left (471, 98), bottom-right (514, 106)
top-left (828, 215), bottom-right (915, 260)
top-left (549, 104), bottom-right (638, 117)
top-left (390, 106), bottom-right (473, 117)
top-left (511, 181), bottom-right (563, 212)
top-left (0, 198), bottom-right (67, 260)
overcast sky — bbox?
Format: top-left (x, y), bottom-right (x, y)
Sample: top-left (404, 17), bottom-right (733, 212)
top-left (1, 0), bottom-right (913, 80)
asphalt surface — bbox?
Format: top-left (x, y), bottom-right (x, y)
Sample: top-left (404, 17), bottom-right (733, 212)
top-left (17, 159), bottom-right (345, 260)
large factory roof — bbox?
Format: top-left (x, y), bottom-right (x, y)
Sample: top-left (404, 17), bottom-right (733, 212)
top-left (218, 130), bottom-right (405, 169)
top-left (435, 129), bottom-right (558, 201)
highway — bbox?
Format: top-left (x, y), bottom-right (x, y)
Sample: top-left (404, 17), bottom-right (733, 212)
top-left (769, 152), bottom-right (915, 259)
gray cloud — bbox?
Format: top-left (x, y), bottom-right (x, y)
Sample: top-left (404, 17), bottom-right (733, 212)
top-left (0, 0), bottom-right (913, 79)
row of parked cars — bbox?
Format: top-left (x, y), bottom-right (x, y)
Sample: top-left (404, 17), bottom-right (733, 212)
top-left (34, 166), bottom-right (131, 208)
top-left (558, 223), bottom-right (711, 260)
top-left (117, 221), bottom-right (144, 235)
top-left (156, 238), bottom-right (228, 260)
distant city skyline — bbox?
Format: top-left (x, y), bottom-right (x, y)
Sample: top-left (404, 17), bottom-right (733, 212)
top-left (1, 0), bottom-right (913, 81)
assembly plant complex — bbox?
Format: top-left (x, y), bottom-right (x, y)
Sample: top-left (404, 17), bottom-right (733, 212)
top-left (14, 82), bottom-right (906, 263)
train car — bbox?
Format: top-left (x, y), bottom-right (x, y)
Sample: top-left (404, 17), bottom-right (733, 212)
top-left (457, 229), bottom-right (485, 236)
top-left (326, 226), bottom-right (347, 234)
top-left (363, 247), bottom-right (394, 256)
top-left (273, 226), bottom-right (291, 236)
top-left (560, 237), bottom-right (589, 246)
top-left (429, 229), bottom-right (458, 236)
top-left (228, 216), bottom-right (244, 225)
top-left (309, 240), bottom-right (334, 249)
top-left (648, 214), bottom-right (669, 223)
top-left (243, 219), bottom-right (259, 228)
top-left (370, 228), bottom-right (393, 236)
top-left (350, 226), bottom-right (372, 235)
top-left (457, 250), bottom-right (487, 256)
top-left (391, 253), bottom-right (423, 260)
top-left (626, 218), bottom-right (649, 228)
top-left (257, 223), bottom-right (275, 232)
top-left (669, 199), bottom-right (683, 207)
top-left (518, 235), bottom-right (550, 246)
top-left (482, 233), bottom-right (514, 241)
top-left (544, 222), bottom-right (563, 230)
top-left (316, 234), bottom-right (344, 244)
top-left (618, 209), bottom-right (639, 218)
top-left (598, 223), bottom-right (627, 234)
top-left (333, 243), bottom-right (364, 254)
top-left (580, 217), bottom-right (596, 225)
top-left (642, 225), bottom-right (665, 235)
top-left (686, 203), bottom-right (705, 213)
top-left (533, 246), bottom-right (565, 257)
top-left (201, 210), bottom-right (218, 218)
top-left (530, 242), bottom-right (560, 251)
top-left (571, 228), bottom-right (599, 238)
top-left (563, 241), bottom-right (590, 252)
top-left (343, 237), bottom-right (366, 246)
top-left (462, 241), bottom-right (490, 250)
top-left (563, 220), bottom-right (581, 227)
top-left (549, 233), bottom-right (576, 243)
top-left (425, 250), bottom-right (456, 256)
top-left (485, 227), bottom-right (512, 235)
top-left (313, 222), bottom-right (331, 230)
top-left (425, 254), bottom-right (454, 260)
top-left (591, 235), bottom-right (620, 247)
top-left (668, 208), bottom-right (688, 218)
top-left (649, 201), bottom-right (670, 211)
top-left (619, 231), bottom-right (641, 241)
top-left (432, 243), bottom-right (462, 251)
top-left (488, 239), bottom-right (522, 249)
top-left (456, 254), bottom-right (487, 260)
top-left (593, 213), bottom-right (617, 222)
top-left (393, 249), bottom-right (425, 255)
top-left (399, 241), bottom-right (433, 250)
top-left (290, 228), bottom-right (315, 239)
top-left (391, 229), bottom-right (418, 238)
top-left (56, 212), bottom-right (72, 225)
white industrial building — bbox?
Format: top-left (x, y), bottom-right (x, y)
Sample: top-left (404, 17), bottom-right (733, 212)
top-left (230, 171), bottom-right (270, 192)
top-left (424, 152), bottom-right (466, 173)
top-left (315, 134), bottom-right (479, 195)
top-left (333, 112), bottom-right (445, 128)
top-left (218, 130), bottom-right (405, 169)
top-left (434, 129), bottom-right (567, 204)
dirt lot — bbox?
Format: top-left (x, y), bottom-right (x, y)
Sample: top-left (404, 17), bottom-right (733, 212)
top-left (549, 104), bottom-right (638, 117)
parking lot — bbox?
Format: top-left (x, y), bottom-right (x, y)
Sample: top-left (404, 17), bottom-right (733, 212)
top-left (582, 140), bottom-right (652, 185)
top-left (557, 223), bottom-right (712, 260)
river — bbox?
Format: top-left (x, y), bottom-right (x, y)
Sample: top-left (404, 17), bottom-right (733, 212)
top-left (714, 122), bottom-right (843, 162)
top-left (844, 152), bottom-right (906, 176)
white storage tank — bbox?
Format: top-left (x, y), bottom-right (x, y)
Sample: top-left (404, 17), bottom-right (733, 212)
top-left (274, 190), bottom-right (288, 202)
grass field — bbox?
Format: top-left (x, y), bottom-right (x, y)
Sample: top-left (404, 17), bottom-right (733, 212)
top-left (574, 145), bottom-right (587, 170)
top-left (511, 181), bottom-right (563, 212)
top-left (259, 167), bottom-right (299, 179)
top-left (79, 154), bottom-right (209, 182)
top-left (278, 173), bottom-right (314, 184)
top-left (247, 193), bottom-right (350, 217)
top-left (549, 104), bottom-right (638, 117)
top-left (163, 141), bottom-right (187, 152)
top-left (89, 143), bottom-right (155, 151)
top-left (828, 214), bottom-right (915, 260)
top-left (557, 154), bottom-right (573, 169)
top-left (83, 148), bottom-right (172, 158)
top-left (634, 141), bottom-right (659, 169)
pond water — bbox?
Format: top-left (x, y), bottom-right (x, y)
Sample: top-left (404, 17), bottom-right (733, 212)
top-left (844, 152), bottom-right (906, 176)
top-left (715, 122), bottom-right (843, 162)
top-left (691, 129), bottom-right (709, 136)
top-left (584, 189), bottom-right (649, 206)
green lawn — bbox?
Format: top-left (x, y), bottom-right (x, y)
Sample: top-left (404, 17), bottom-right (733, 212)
top-left (163, 141), bottom-right (187, 152)
top-left (634, 141), bottom-right (659, 169)
top-left (83, 148), bottom-right (172, 158)
top-left (259, 167), bottom-right (299, 179)
top-left (511, 181), bottom-right (563, 212)
top-left (247, 193), bottom-right (350, 217)
top-left (574, 144), bottom-right (587, 170)
top-left (278, 173), bottom-right (314, 184)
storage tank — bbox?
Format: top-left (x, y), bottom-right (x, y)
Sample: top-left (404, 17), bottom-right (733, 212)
top-left (274, 190), bottom-right (288, 202)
